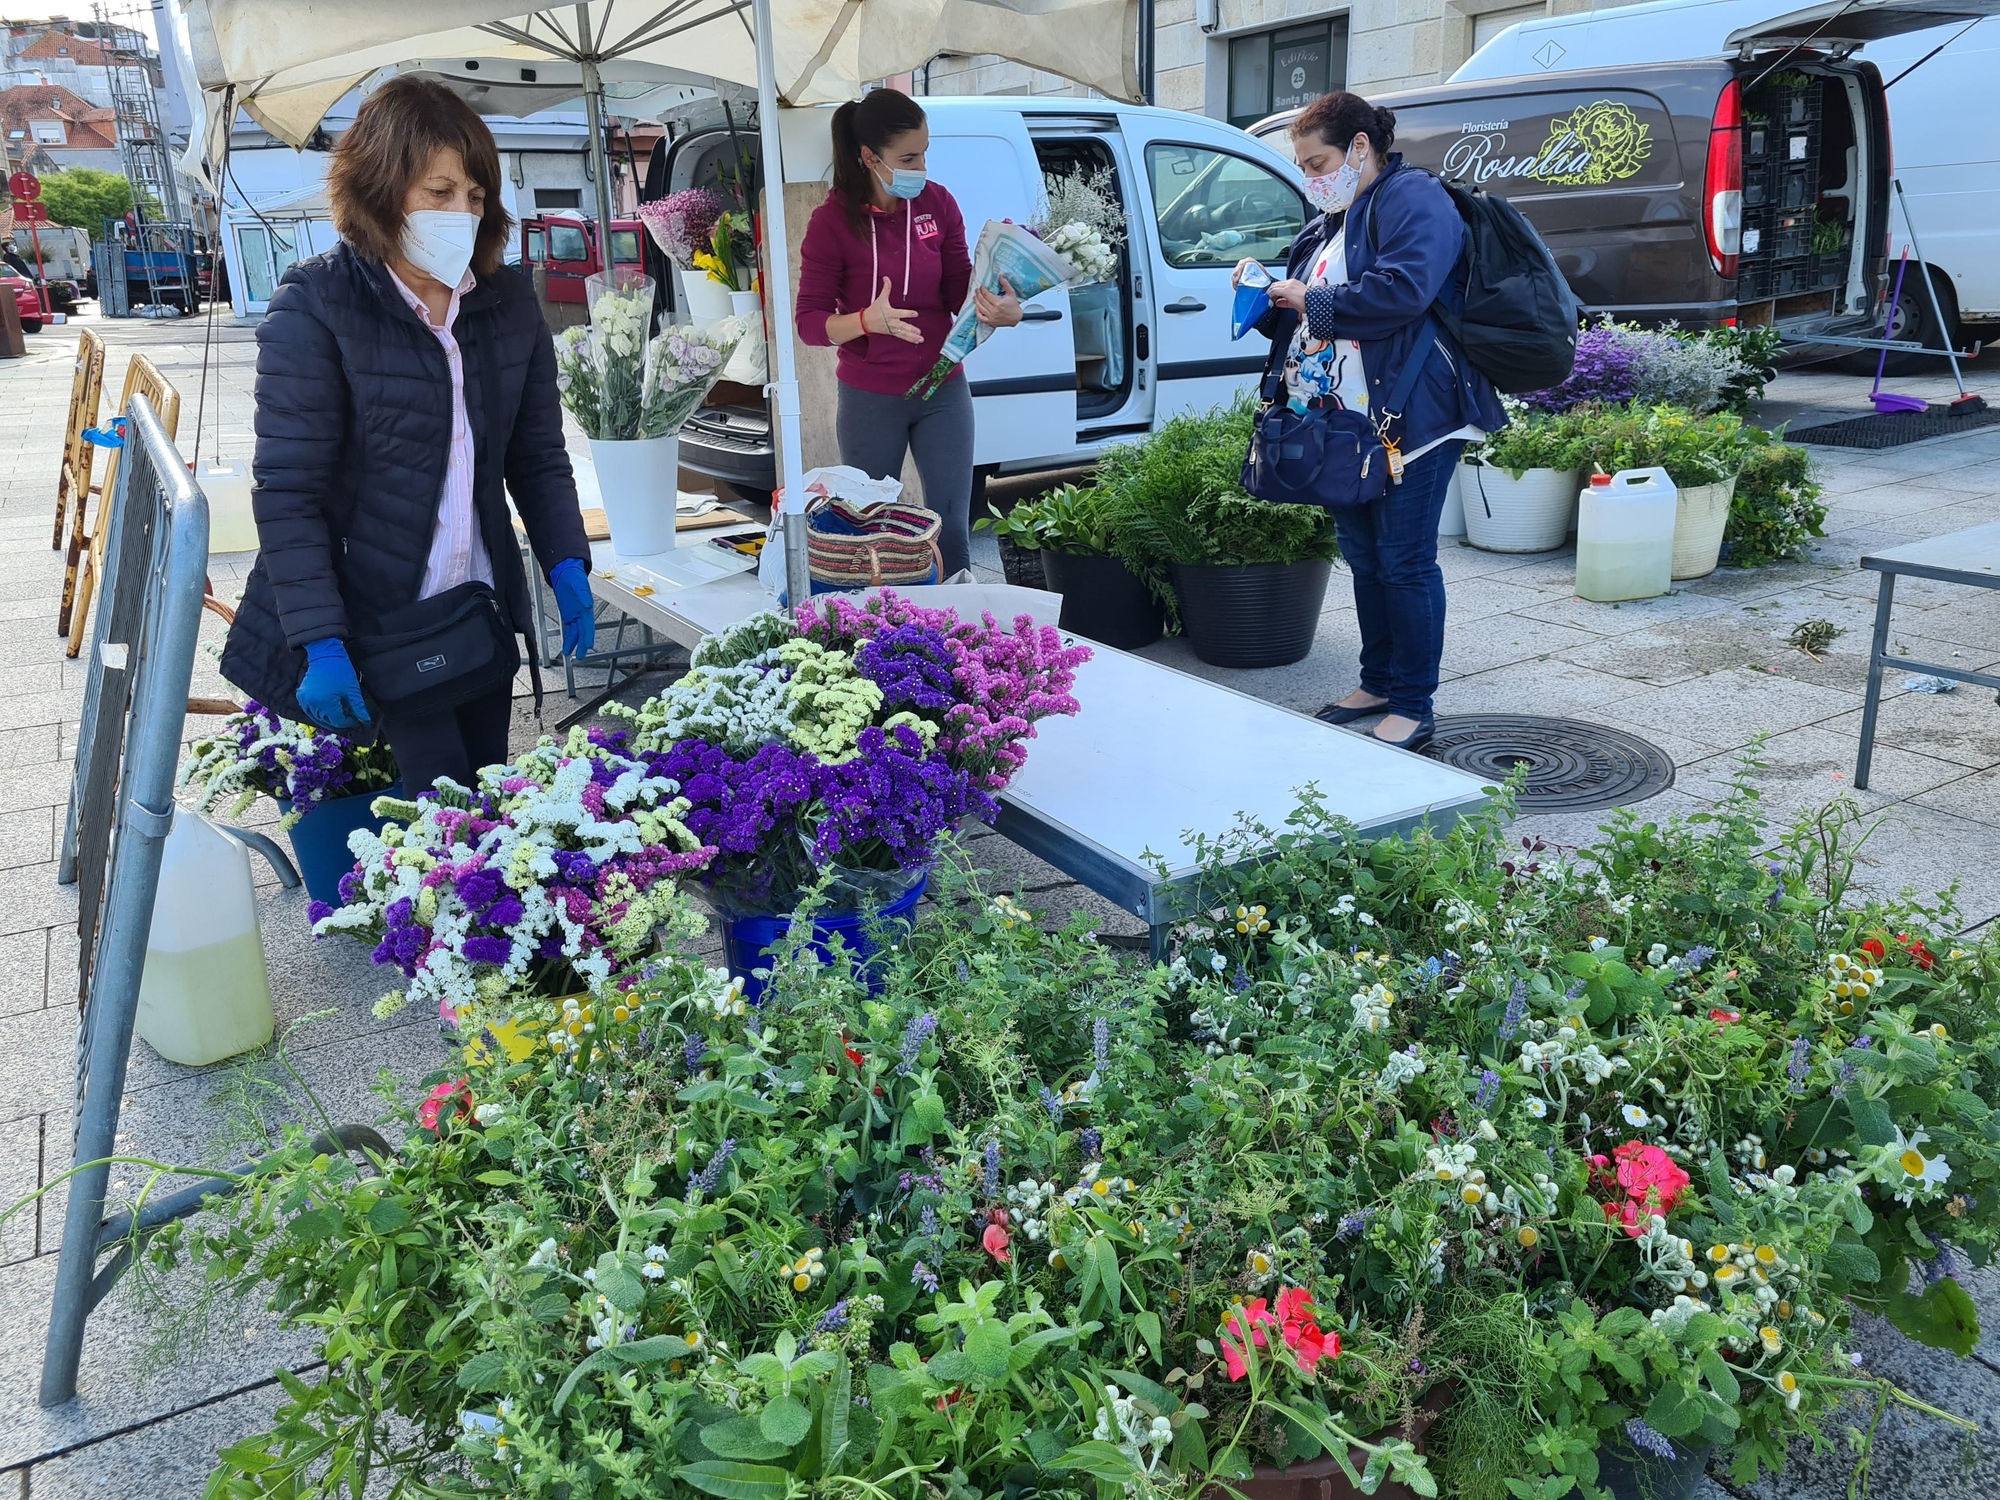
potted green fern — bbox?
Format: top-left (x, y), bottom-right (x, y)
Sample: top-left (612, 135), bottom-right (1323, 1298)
top-left (977, 482), bottom-right (1164, 649)
top-left (1105, 400), bottom-right (1339, 669)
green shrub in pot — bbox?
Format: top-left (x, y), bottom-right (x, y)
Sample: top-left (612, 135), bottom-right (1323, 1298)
top-left (975, 482), bottom-right (1116, 555)
top-left (1582, 405), bottom-right (1749, 490)
top-left (1468, 407), bottom-right (1602, 479)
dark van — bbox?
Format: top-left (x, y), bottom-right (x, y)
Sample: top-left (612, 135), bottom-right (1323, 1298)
top-left (1251, 22), bottom-right (1900, 356)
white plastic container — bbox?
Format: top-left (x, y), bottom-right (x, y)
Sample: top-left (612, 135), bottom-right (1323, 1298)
top-left (590, 434), bottom-right (680, 556)
top-left (196, 460), bottom-right (259, 554)
top-left (136, 810), bottom-right (275, 1066)
top-left (1438, 462), bottom-right (1467, 538)
top-left (1576, 467), bottom-right (1678, 603)
top-left (678, 270), bottom-right (734, 329)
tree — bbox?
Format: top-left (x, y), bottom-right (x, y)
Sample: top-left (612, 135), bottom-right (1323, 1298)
top-left (37, 168), bottom-right (134, 231)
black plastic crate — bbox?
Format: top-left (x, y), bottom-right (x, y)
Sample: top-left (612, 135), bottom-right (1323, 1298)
top-left (1777, 85), bottom-right (1821, 127)
top-left (1810, 252), bottom-right (1847, 290)
top-left (1737, 264), bottom-right (1775, 300)
top-left (1775, 263), bottom-right (1816, 298)
top-left (1743, 162), bottom-right (1774, 210)
top-left (1770, 223), bottom-right (1812, 260)
top-left (1780, 164), bottom-right (1815, 211)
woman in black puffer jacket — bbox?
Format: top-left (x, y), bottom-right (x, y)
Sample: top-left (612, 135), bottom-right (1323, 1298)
top-left (220, 76), bottom-right (596, 795)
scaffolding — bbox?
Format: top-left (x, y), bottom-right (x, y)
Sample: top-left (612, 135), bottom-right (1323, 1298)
top-left (94, 4), bottom-right (181, 226)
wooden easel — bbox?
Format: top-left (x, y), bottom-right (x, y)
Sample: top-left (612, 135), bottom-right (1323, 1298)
top-left (61, 354), bottom-right (181, 657)
top-left (50, 327), bottom-right (105, 552)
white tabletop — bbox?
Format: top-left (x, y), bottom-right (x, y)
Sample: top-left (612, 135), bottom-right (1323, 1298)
top-left (1863, 520), bottom-right (2000, 584)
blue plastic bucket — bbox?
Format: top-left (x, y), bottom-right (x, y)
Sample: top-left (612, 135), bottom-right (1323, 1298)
top-left (721, 874), bottom-right (927, 1003)
top-left (279, 781), bottom-right (402, 908)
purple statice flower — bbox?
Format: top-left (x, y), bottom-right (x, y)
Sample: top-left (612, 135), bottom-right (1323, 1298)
top-left (1092, 1015), bottom-right (1110, 1069)
top-left (816, 1300), bottom-right (850, 1332)
top-left (1624, 1419), bottom-right (1676, 1462)
top-left (1787, 1036), bottom-right (1811, 1093)
top-left (1499, 981), bottom-right (1528, 1041)
top-left (911, 1261), bottom-right (940, 1294)
top-left (306, 900), bottom-right (334, 926)
top-left (1038, 1085), bottom-right (1064, 1124)
top-left (1474, 1069), bottom-right (1502, 1112)
top-left (684, 1034), bottom-right (709, 1075)
top-left (1919, 1247), bottom-right (1957, 1284)
top-left (686, 1138), bottom-right (736, 1201)
top-left (898, 1013), bottom-right (938, 1075)
top-left (1336, 1208), bottom-right (1375, 1242)
top-left (1520, 323), bottom-right (1640, 412)
top-left (982, 1140), bottom-right (1001, 1196)
top-left (853, 623), bottom-right (959, 712)
top-left (1079, 1127), bottom-right (1101, 1161)
top-left (1679, 945), bottom-right (1716, 974)
top-left (460, 936), bottom-right (512, 966)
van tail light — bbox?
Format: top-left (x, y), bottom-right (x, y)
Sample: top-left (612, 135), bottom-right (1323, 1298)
top-left (1706, 80), bottom-right (1743, 280)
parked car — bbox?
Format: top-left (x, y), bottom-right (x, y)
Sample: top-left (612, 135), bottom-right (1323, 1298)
top-left (647, 98), bottom-right (1307, 502)
top-left (521, 212), bottom-right (647, 305)
top-left (3, 273), bottom-right (44, 332)
top-left (1254, 0), bottom-right (1995, 368)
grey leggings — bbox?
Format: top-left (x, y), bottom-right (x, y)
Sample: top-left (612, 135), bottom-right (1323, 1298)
top-left (834, 376), bottom-right (976, 577)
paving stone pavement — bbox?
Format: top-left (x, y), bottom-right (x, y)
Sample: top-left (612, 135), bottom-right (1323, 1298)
top-left (0, 313), bottom-right (1996, 1494)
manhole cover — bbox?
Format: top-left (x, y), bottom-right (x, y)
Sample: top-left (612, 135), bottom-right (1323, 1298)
top-left (1425, 715), bottom-right (1675, 813)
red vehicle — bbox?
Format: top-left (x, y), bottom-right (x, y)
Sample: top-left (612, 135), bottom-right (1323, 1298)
top-left (521, 213), bottom-right (644, 303)
top-left (3, 273), bottom-right (44, 332)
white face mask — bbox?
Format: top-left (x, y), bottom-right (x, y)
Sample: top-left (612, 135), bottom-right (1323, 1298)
top-left (1302, 143), bottom-right (1367, 215)
top-left (400, 209), bottom-right (480, 287)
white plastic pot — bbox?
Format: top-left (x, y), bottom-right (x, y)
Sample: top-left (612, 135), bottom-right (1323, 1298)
top-left (1439, 462), bottom-right (1467, 538)
top-left (591, 434), bottom-right (679, 556)
top-left (679, 271), bottom-right (734, 329)
top-left (137, 809), bottom-right (274, 1066)
top-left (1671, 478), bottom-right (1736, 580)
top-left (1461, 463), bottom-right (1580, 553)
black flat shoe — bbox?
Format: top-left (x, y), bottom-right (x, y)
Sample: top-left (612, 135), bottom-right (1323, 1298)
top-left (1371, 716), bottom-right (1435, 753)
top-left (1315, 699), bottom-right (1389, 726)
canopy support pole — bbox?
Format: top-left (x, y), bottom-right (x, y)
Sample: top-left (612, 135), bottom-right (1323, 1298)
top-left (752, 0), bottom-right (812, 608)
top-left (577, 4), bottom-right (619, 278)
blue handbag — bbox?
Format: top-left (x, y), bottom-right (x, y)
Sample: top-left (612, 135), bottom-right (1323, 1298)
top-left (1241, 314), bottom-right (1439, 510)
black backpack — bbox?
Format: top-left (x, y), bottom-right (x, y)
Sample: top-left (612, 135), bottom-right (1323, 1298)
top-left (1366, 168), bottom-right (1580, 395)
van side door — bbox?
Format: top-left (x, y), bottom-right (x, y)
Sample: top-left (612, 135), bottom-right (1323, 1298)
top-left (924, 109), bottom-right (1080, 466)
top-left (1119, 121), bottom-right (1304, 420)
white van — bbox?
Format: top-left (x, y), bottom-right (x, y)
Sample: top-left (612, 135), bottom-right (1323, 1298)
top-left (650, 99), bottom-right (1307, 501)
top-left (1455, 0), bottom-right (2000, 345)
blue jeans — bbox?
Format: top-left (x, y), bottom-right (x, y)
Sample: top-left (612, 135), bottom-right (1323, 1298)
top-left (1331, 440), bottom-right (1466, 720)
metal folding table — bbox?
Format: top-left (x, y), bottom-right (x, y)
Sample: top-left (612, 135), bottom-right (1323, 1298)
top-left (1854, 520), bottom-right (2000, 789)
top-left (579, 575), bottom-right (1494, 952)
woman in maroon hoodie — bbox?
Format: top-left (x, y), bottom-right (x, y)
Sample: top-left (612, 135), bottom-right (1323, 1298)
top-left (796, 88), bottom-right (1021, 577)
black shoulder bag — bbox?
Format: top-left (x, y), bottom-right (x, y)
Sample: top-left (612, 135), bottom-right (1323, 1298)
top-left (349, 580), bottom-right (522, 719)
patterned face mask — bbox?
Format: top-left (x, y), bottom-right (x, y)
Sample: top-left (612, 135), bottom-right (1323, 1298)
top-left (1301, 141), bottom-right (1368, 215)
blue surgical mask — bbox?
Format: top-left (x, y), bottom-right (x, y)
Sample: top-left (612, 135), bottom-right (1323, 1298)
top-left (878, 165), bottom-right (926, 200)
top-left (1232, 261), bottom-right (1272, 340)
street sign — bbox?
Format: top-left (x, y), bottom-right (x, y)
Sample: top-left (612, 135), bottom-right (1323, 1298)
top-left (7, 171), bottom-right (39, 201)
top-left (13, 201), bottom-right (48, 225)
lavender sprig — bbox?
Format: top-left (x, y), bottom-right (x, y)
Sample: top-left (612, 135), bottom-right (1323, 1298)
top-left (686, 1138), bottom-right (737, 1202)
top-left (1499, 981), bottom-right (1528, 1041)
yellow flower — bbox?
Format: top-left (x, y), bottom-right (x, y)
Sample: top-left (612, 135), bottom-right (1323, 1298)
top-left (792, 1273), bottom-right (811, 1292)
top-left (1049, 1248), bottom-right (1067, 1270)
top-left (1930, 1023), bottom-right (1949, 1040)
top-left (1755, 1245), bottom-right (1778, 1266)
top-left (1461, 1185), bottom-right (1484, 1205)
top-left (1092, 1179), bottom-right (1112, 1197)
top-left (1777, 1300), bottom-right (1793, 1319)
top-left (1708, 1244), bottom-right (1732, 1263)
top-left (1760, 1326), bottom-right (1782, 1354)
top-left (1247, 1249), bottom-right (1272, 1275)
top-left (1777, 1369), bottom-right (1801, 1409)
top-left (1714, 1264), bottom-right (1741, 1285)
top-left (1517, 1226), bottom-right (1540, 1249)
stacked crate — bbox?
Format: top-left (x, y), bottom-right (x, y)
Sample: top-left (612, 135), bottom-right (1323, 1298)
top-left (1735, 80), bottom-right (1839, 300)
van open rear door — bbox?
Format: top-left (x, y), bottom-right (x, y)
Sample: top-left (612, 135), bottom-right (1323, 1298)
top-left (1724, 0), bottom-right (2000, 51)
top-left (924, 110), bottom-right (1080, 467)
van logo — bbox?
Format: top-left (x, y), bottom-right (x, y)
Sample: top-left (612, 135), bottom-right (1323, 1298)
top-left (1459, 119), bottom-right (1510, 133)
top-left (1440, 99), bottom-right (1653, 188)
top-left (417, 653), bottom-right (448, 672)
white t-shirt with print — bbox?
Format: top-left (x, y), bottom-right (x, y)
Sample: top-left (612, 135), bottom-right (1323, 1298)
top-left (1283, 227), bottom-right (1484, 464)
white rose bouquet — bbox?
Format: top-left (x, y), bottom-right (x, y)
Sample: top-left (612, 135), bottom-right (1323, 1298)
top-left (1042, 220), bottom-right (1118, 284)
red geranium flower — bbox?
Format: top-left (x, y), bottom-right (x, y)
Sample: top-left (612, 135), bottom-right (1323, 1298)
top-left (1601, 1141), bottom-right (1691, 1238)
top-left (1220, 1297), bottom-right (1277, 1381)
top-left (1861, 937), bottom-right (1886, 961)
top-left (1709, 1008), bottom-right (1741, 1027)
top-left (1272, 1285), bottom-right (1337, 1373)
top-left (418, 1077), bottom-right (472, 1131)
top-left (1896, 933), bottom-right (1936, 970)
top-left (982, 1221), bottom-right (1012, 1264)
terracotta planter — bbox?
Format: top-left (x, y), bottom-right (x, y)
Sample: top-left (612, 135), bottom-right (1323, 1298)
top-left (1670, 478), bottom-right (1736, 580)
top-left (1208, 1385), bottom-right (1451, 1500)
top-left (1461, 463), bottom-right (1579, 553)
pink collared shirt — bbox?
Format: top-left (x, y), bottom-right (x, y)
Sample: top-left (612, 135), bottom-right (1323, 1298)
top-left (388, 264), bottom-right (495, 599)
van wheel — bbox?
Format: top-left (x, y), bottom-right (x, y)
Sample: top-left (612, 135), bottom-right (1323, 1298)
top-left (1843, 269), bottom-right (1959, 376)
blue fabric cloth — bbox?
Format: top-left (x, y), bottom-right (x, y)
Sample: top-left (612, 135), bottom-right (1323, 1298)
top-left (296, 637), bottom-right (371, 731)
top-left (549, 556), bottom-right (596, 659)
top-left (1256, 157), bottom-right (1507, 453)
top-left (1331, 440), bottom-right (1467, 720)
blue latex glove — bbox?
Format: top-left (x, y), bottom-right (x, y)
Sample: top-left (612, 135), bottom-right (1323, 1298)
top-left (297, 638), bottom-right (371, 731)
top-left (550, 557), bottom-right (596, 659)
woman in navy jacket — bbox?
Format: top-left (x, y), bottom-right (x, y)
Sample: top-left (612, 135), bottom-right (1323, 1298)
top-left (1242, 93), bottom-right (1506, 751)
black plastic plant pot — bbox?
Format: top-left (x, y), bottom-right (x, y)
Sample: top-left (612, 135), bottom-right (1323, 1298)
top-left (995, 536), bottom-right (1047, 591)
top-left (1041, 548), bottom-right (1165, 649)
top-left (1169, 558), bottom-right (1331, 668)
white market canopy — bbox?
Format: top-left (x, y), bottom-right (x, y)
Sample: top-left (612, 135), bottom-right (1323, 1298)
top-left (182, 0), bottom-right (1142, 147)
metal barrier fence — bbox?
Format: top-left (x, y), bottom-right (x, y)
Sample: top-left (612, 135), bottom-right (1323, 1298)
top-left (43, 391), bottom-right (209, 1404)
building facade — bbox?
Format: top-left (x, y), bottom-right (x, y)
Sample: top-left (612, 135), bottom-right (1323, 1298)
top-left (921, 0), bottom-right (1650, 119)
